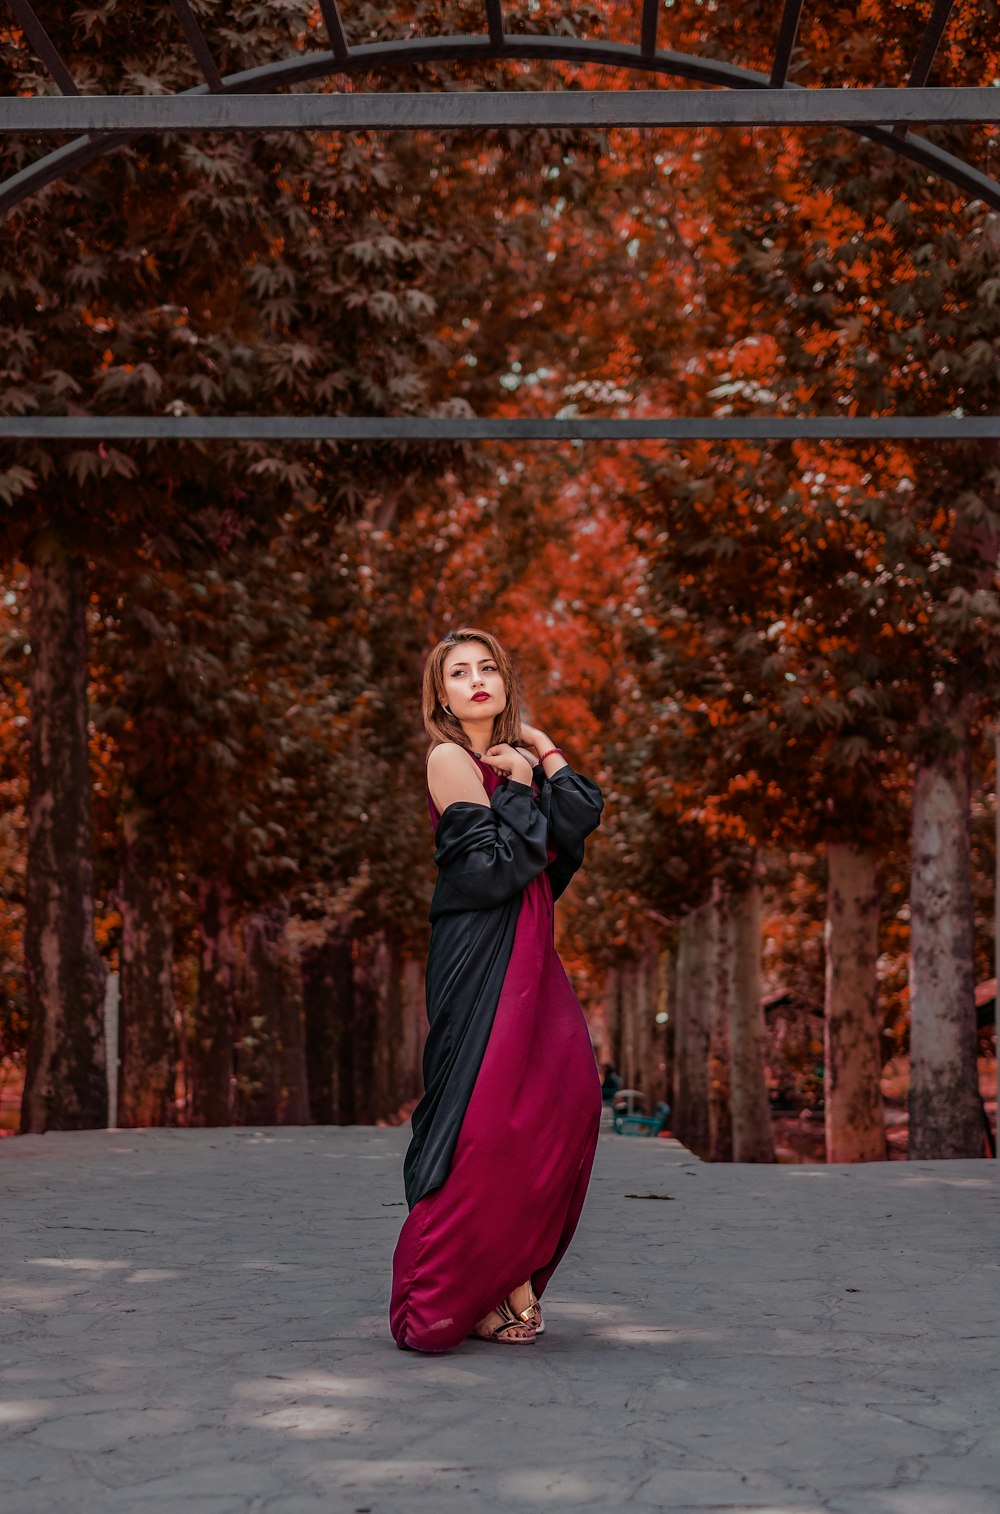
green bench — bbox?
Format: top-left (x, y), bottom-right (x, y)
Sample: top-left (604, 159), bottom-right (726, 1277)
top-left (612, 1100), bottom-right (670, 1137)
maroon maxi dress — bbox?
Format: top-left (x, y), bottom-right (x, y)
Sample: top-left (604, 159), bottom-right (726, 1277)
top-left (389, 753), bottom-right (604, 1352)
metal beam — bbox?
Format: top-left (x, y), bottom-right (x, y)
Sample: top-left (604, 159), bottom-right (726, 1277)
top-left (317, 0), bottom-right (350, 63)
top-left (4, 0), bottom-right (78, 94)
top-left (168, 0), bottom-right (224, 93)
top-left (894, 0), bottom-right (955, 138)
top-left (2, 87), bottom-right (999, 132)
top-left (484, 0), bottom-right (504, 48)
top-left (3, 416), bottom-right (999, 441)
top-left (2, 36), bottom-right (999, 217)
top-left (769, 0), bottom-right (805, 88)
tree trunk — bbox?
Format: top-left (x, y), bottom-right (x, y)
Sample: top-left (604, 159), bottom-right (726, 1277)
top-left (672, 920), bottom-right (691, 1147)
top-left (398, 955), bottom-right (427, 1105)
top-left (104, 971), bottom-right (119, 1129)
top-left (640, 930), bottom-right (666, 1106)
top-left (824, 842), bottom-right (885, 1162)
top-left (302, 927), bottom-right (354, 1124)
top-left (588, 965), bottom-right (611, 1070)
top-left (602, 966), bottom-right (622, 1074)
top-left (708, 881), bottom-right (733, 1162)
top-left (278, 945), bottom-right (310, 1126)
top-left (370, 925), bottom-right (404, 1120)
top-left (350, 935), bottom-right (375, 1126)
top-left (620, 957), bottom-right (639, 1092)
top-left (302, 934), bottom-right (334, 1123)
top-left (191, 877), bottom-right (235, 1126)
top-left (235, 900), bottom-right (309, 1126)
top-left (20, 534), bottom-right (107, 1133)
top-left (728, 878), bottom-right (775, 1163)
top-left (352, 924), bottom-right (401, 1124)
top-left (909, 706), bottom-right (982, 1158)
top-left (381, 926), bottom-right (405, 1117)
top-left (118, 801), bottom-right (176, 1127)
top-left (663, 947), bottom-right (677, 1120)
top-left (671, 927), bottom-right (689, 1142)
top-left (236, 907), bottom-right (284, 1125)
top-left (673, 904), bottom-right (712, 1157)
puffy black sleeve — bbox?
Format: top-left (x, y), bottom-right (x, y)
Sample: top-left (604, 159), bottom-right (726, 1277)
top-left (429, 780), bottom-right (550, 920)
top-left (531, 764), bottom-right (605, 902)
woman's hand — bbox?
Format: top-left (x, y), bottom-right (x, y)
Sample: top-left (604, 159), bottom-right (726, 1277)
top-left (517, 722), bottom-right (552, 757)
top-left (518, 722), bottom-right (567, 776)
top-left (482, 743), bottom-right (534, 786)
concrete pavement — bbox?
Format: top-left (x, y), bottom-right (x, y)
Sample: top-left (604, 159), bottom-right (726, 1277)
top-left (1, 1125), bottom-right (997, 1513)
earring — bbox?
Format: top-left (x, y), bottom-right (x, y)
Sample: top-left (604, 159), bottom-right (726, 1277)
top-left (443, 703), bottom-right (453, 714)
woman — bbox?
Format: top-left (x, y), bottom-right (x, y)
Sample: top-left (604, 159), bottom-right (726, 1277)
top-left (389, 626), bottom-right (605, 1351)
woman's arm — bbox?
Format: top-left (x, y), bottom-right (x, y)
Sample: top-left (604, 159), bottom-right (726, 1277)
top-left (426, 742), bottom-right (490, 817)
top-left (519, 723), bottom-right (569, 779)
top-left (428, 746), bottom-right (548, 918)
top-left (521, 733), bottom-right (604, 902)
top-left (428, 742), bottom-right (534, 815)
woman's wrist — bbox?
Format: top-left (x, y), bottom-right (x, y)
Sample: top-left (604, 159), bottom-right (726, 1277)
top-left (536, 739), bottom-right (568, 775)
top-left (522, 728), bottom-right (568, 775)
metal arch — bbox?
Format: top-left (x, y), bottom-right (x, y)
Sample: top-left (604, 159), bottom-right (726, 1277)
top-left (167, 0), bottom-right (224, 93)
top-left (2, 33), bottom-right (1000, 216)
top-left (484, 0), bottom-right (505, 49)
top-left (4, 0), bottom-right (78, 95)
top-left (769, 0), bottom-right (805, 89)
top-left (3, 9), bottom-right (1000, 441)
top-left (639, 0), bottom-right (659, 58)
top-left (895, 0), bottom-right (956, 140)
top-left (316, 0), bottom-right (350, 63)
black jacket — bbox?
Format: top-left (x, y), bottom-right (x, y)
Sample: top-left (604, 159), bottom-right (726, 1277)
top-left (403, 765), bottom-right (604, 1209)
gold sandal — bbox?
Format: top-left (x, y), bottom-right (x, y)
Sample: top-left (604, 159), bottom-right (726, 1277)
top-left (511, 1281), bottom-right (544, 1336)
top-left (469, 1298), bottom-right (537, 1344)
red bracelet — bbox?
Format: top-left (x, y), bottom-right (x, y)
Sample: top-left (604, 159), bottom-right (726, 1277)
top-left (539, 747), bottom-right (563, 761)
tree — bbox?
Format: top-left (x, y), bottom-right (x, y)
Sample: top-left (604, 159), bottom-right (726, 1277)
top-left (694, 49), bottom-right (1000, 1155)
top-left (1, 0), bottom-right (529, 1129)
top-left (20, 535), bottom-right (107, 1130)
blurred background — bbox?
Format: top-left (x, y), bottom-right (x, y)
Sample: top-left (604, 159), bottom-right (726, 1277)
top-left (1, 0), bottom-right (997, 1161)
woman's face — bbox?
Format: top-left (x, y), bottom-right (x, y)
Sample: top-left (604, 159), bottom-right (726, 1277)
top-left (441, 641), bottom-right (507, 723)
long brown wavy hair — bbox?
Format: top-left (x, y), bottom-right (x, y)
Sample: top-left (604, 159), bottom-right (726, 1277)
top-left (422, 627), bottom-right (523, 753)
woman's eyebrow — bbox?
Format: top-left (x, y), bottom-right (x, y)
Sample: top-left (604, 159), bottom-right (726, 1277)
top-left (447, 658), bottom-right (493, 670)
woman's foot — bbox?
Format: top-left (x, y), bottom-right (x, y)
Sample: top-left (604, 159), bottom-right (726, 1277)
top-left (469, 1299), bottom-right (537, 1343)
top-left (507, 1280), bottom-right (544, 1335)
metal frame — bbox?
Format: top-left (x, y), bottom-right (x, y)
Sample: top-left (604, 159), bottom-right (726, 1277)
top-left (4, 87), bottom-right (1000, 132)
top-left (1, 417), bottom-right (999, 441)
top-left (2, 0), bottom-right (998, 443)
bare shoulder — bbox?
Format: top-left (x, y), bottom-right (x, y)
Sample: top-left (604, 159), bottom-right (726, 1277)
top-left (427, 742), bottom-right (482, 780)
top-left (426, 743), bottom-right (489, 813)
